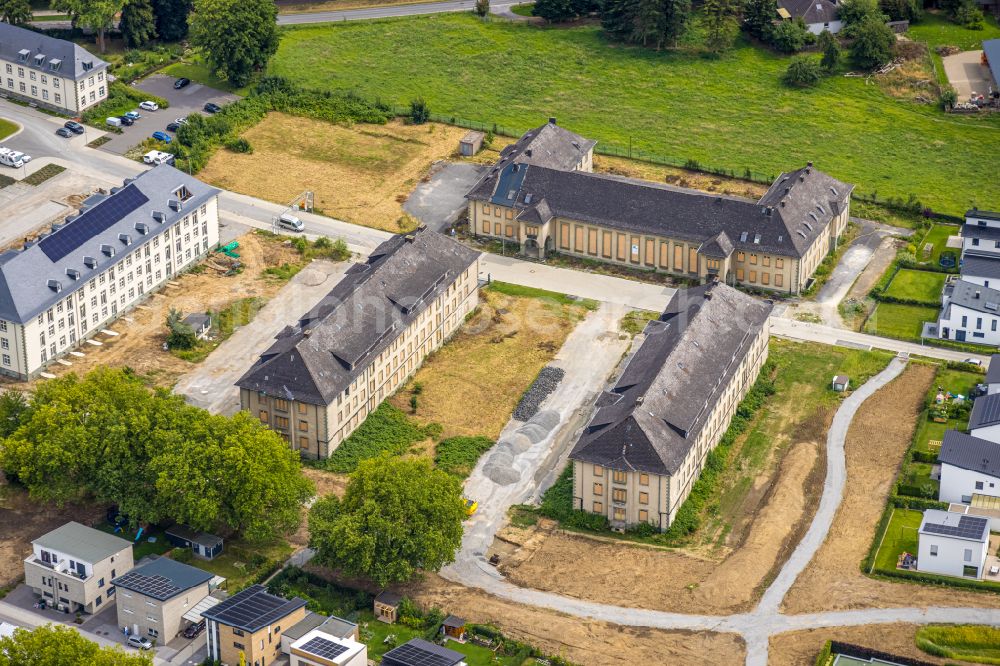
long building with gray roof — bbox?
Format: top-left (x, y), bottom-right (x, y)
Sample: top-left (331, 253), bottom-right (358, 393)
top-left (237, 227), bottom-right (480, 459)
top-left (570, 282), bottom-right (772, 531)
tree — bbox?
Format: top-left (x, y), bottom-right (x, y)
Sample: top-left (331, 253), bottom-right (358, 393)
top-left (472, 0), bottom-right (489, 16)
top-left (410, 97), bottom-right (429, 124)
top-left (309, 456), bottom-right (465, 586)
top-left (600, 0), bottom-right (690, 48)
top-left (532, 0), bottom-right (575, 21)
top-left (166, 308), bottom-right (197, 349)
top-left (120, 0), bottom-right (157, 48)
top-left (703, 0), bottom-right (739, 52)
top-left (0, 390), bottom-right (27, 437)
top-left (189, 0), bottom-right (278, 87)
top-left (0, 0), bottom-right (32, 24)
top-left (600, 0), bottom-right (639, 40)
top-left (152, 0), bottom-right (191, 40)
top-left (817, 29), bottom-right (840, 71)
top-left (767, 18), bottom-right (811, 52)
top-left (878, 0), bottom-right (920, 21)
top-left (782, 55), bottom-right (823, 85)
top-left (742, 0), bottom-right (777, 39)
top-left (953, 0), bottom-right (984, 28)
top-left (837, 0), bottom-right (884, 35)
top-left (51, 0), bottom-right (125, 53)
top-left (0, 624), bottom-right (152, 666)
top-left (850, 15), bottom-right (895, 69)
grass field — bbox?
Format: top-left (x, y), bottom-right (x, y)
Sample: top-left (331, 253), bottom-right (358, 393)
top-left (872, 508), bottom-right (923, 572)
top-left (908, 11), bottom-right (1000, 50)
top-left (510, 3), bottom-right (535, 15)
top-left (914, 223), bottom-right (960, 270)
top-left (916, 625), bottom-right (1000, 663)
top-left (864, 303), bottom-right (940, 341)
top-left (271, 15), bottom-right (1000, 215)
top-left (0, 119), bottom-right (18, 141)
top-left (884, 269), bottom-right (947, 303)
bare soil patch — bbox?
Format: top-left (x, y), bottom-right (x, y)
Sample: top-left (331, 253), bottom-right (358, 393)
top-left (784, 363), bottom-right (1000, 613)
top-left (388, 288), bottom-right (589, 440)
top-left (846, 237), bottom-right (905, 305)
top-left (593, 155), bottom-right (769, 200)
top-left (401, 573), bottom-right (746, 666)
top-left (769, 624), bottom-right (959, 666)
top-left (0, 479), bottom-right (103, 590)
top-left (199, 115), bottom-right (467, 233)
top-left (500, 440), bottom-right (822, 614)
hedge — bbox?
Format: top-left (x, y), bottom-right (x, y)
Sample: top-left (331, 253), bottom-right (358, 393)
top-left (814, 640), bottom-right (833, 666)
top-left (872, 566), bottom-right (1000, 594)
top-left (911, 449), bottom-right (938, 464)
top-left (889, 495), bottom-right (948, 510)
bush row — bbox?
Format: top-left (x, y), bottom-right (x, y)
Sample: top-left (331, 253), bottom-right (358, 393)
top-left (81, 81), bottom-right (169, 126)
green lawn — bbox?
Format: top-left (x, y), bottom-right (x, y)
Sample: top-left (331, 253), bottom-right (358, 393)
top-left (917, 625), bottom-right (1000, 664)
top-left (0, 118), bottom-right (18, 140)
top-left (162, 59), bottom-right (249, 95)
top-left (884, 269), bottom-right (947, 303)
top-left (358, 613), bottom-right (524, 665)
top-left (271, 15), bottom-right (1000, 215)
top-left (510, 3), bottom-right (534, 15)
top-left (94, 523), bottom-right (173, 561)
top-left (915, 224), bottom-right (961, 270)
top-left (908, 11), bottom-right (1000, 50)
top-left (863, 303), bottom-right (940, 342)
top-left (872, 508), bottom-right (923, 573)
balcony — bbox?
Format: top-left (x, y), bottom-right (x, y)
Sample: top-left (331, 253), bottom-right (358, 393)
top-left (25, 556), bottom-right (89, 581)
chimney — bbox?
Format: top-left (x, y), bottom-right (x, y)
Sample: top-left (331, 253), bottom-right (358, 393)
top-left (525, 149), bottom-right (532, 157)
top-left (404, 234), bottom-right (416, 243)
top-left (807, 161), bottom-right (813, 168)
top-left (548, 117), bottom-right (557, 125)
top-left (976, 290), bottom-right (982, 299)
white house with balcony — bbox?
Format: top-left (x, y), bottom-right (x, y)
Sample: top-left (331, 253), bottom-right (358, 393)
top-left (917, 509), bottom-right (990, 580)
top-left (935, 279), bottom-right (1000, 346)
top-left (938, 429), bottom-right (1000, 504)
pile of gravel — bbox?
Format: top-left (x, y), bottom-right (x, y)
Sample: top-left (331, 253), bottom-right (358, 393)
top-left (513, 366), bottom-right (565, 421)
top-left (483, 410), bottom-right (562, 486)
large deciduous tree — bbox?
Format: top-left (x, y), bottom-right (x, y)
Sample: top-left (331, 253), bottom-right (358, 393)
top-left (850, 15), bottom-right (895, 69)
top-left (120, 0), bottom-right (157, 48)
top-left (0, 624), bottom-right (152, 666)
top-left (309, 456), bottom-right (465, 587)
top-left (51, 0), bottom-right (125, 53)
top-left (0, 0), bottom-right (32, 25)
top-left (189, 0), bottom-right (278, 87)
top-left (742, 0), bottom-right (777, 40)
top-left (152, 0), bottom-right (192, 40)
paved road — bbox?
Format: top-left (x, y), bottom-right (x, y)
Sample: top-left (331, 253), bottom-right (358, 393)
top-left (275, 0), bottom-right (515, 24)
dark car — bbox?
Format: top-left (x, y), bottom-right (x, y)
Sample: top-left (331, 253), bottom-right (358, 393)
top-left (118, 115), bottom-right (134, 126)
top-left (166, 122), bottom-right (181, 132)
top-left (174, 77), bottom-right (191, 89)
top-left (64, 120), bottom-right (84, 134)
top-left (183, 619), bottom-right (205, 639)
top-left (203, 102), bottom-right (221, 114)
top-left (56, 127), bottom-right (73, 138)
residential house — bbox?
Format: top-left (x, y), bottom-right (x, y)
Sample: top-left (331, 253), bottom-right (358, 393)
top-left (958, 209), bottom-right (1000, 287)
top-left (236, 227), bottom-right (480, 459)
top-left (777, 0), bottom-right (843, 33)
top-left (938, 429), bottom-right (1000, 504)
top-left (0, 164), bottom-right (220, 380)
top-left (467, 124), bottom-right (853, 295)
top-left (23, 521), bottom-right (133, 615)
top-left (164, 524), bottom-right (223, 560)
top-left (917, 509), bottom-right (990, 579)
top-left (382, 638), bottom-right (467, 666)
top-left (112, 557), bottom-right (213, 643)
top-left (0, 22), bottom-right (109, 115)
top-left (281, 612), bottom-right (359, 654)
top-left (203, 584), bottom-right (307, 666)
top-left (569, 282), bottom-right (772, 531)
top-left (984, 39), bottom-right (999, 88)
top-left (935, 280), bottom-right (1000, 346)
top-left (986, 355), bottom-right (1000, 394)
top-left (288, 628), bottom-right (366, 666)
top-left (968, 393), bottom-right (1000, 441)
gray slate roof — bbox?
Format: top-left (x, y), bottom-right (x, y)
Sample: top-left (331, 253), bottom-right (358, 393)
top-left (778, 0), bottom-right (839, 24)
top-left (33, 521), bottom-right (130, 563)
top-left (0, 164), bottom-right (219, 324)
top-left (984, 40), bottom-right (1000, 88)
top-left (201, 584), bottom-right (306, 632)
top-left (919, 509), bottom-right (989, 543)
top-left (569, 283), bottom-right (772, 476)
top-left (111, 556), bottom-right (213, 601)
top-left (236, 228), bottom-right (479, 406)
top-left (468, 161), bottom-right (851, 259)
top-left (939, 429), bottom-right (1000, 478)
top-left (382, 638), bottom-right (465, 666)
top-left (961, 252), bottom-right (1000, 281)
top-left (961, 224), bottom-right (1000, 241)
top-left (494, 119), bottom-right (596, 172)
top-left (970, 392), bottom-right (1000, 431)
top-left (0, 22), bottom-right (108, 81)
top-left (968, 207), bottom-right (1000, 222)
top-left (944, 279), bottom-right (1000, 317)
top-left (986, 354), bottom-right (1000, 384)
top-left (284, 612), bottom-right (358, 641)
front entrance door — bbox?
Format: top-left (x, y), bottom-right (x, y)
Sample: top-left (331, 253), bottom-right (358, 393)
top-left (957, 330), bottom-right (967, 342)
top-left (523, 238), bottom-right (542, 260)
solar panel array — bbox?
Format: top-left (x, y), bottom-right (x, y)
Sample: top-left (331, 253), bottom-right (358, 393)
top-left (299, 636), bottom-right (350, 661)
top-left (923, 515), bottom-right (989, 540)
top-left (113, 572), bottom-right (181, 601)
top-left (383, 641), bottom-right (461, 666)
top-left (38, 185), bottom-right (150, 262)
top-left (210, 587), bottom-right (290, 629)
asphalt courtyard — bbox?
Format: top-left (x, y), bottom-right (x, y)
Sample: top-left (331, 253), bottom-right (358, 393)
top-left (99, 75), bottom-right (239, 156)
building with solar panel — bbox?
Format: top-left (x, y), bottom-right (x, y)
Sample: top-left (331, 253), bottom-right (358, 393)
top-left (288, 627), bottom-right (366, 666)
top-left (202, 583), bottom-right (307, 666)
top-left (381, 638), bottom-right (467, 666)
top-left (937, 429), bottom-right (1000, 506)
top-left (112, 556), bottom-right (214, 643)
top-left (0, 22), bottom-right (109, 115)
top-left (917, 509), bottom-right (990, 579)
top-left (0, 163), bottom-right (219, 380)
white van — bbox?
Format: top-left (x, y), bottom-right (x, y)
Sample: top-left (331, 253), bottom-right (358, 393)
top-left (143, 150), bottom-right (174, 166)
top-left (278, 212), bottom-right (304, 232)
top-left (0, 148), bottom-right (23, 168)
top-left (106, 116), bottom-right (122, 127)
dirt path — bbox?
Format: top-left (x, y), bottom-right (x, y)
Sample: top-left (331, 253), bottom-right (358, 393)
top-left (769, 624), bottom-right (957, 666)
top-left (404, 574), bottom-right (746, 666)
top-left (846, 237), bottom-right (904, 304)
top-left (783, 363), bottom-right (1000, 613)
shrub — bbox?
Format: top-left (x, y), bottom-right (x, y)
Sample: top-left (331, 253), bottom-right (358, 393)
top-left (941, 86), bottom-right (958, 109)
top-left (850, 17), bottom-right (896, 69)
top-left (783, 56), bottom-right (823, 87)
top-left (768, 19), bottom-right (812, 53)
top-left (434, 436), bottom-right (494, 478)
top-left (166, 308), bottom-right (197, 350)
top-left (410, 97), bottom-right (430, 124)
top-left (320, 404), bottom-right (438, 473)
top-left (954, 0), bottom-right (984, 28)
top-left (474, 0), bottom-right (491, 15)
top-left (224, 137), bottom-right (253, 153)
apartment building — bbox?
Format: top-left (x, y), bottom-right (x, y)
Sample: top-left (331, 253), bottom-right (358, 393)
top-left (0, 164), bottom-right (219, 380)
top-left (0, 22), bottom-right (109, 115)
top-left (467, 126), bottom-right (853, 295)
top-left (113, 557), bottom-right (213, 643)
top-left (936, 279), bottom-right (1000, 346)
top-left (493, 118), bottom-right (596, 173)
top-left (569, 282), bottom-right (772, 531)
top-left (237, 227), bottom-right (480, 459)
top-left (24, 521), bottom-right (133, 615)
top-left (203, 584), bottom-right (307, 666)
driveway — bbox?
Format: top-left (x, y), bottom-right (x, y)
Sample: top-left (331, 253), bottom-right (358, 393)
top-left (403, 161), bottom-right (485, 232)
top-left (943, 50), bottom-right (992, 100)
top-left (99, 75), bottom-right (240, 156)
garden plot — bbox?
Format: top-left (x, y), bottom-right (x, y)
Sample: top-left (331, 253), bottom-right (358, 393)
top-left (884, 269), bottom-right (947, 304)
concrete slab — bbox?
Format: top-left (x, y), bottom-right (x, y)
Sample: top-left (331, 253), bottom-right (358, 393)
top-left (943, 50), bottom-right (993, 100)
top-left (403, 161), bottom-right (486, 232)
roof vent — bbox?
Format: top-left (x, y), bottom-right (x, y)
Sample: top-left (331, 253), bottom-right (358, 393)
top-left (548, 117), bottom-right (557, 125)
top-left (808, 211), bottom-right (818, 221)
top-left (135, 222), bottom-right (149, 235)
top-left (797, 230), bottom-right (807, 238)
top-left (976, 290), bottom-right (982, 299)
top-left (47, 279), bottom-right (62, 292)
top-left (404, 234), bottom-right (415, 243)
top-left (100, 244), bottom-right (115, 257)
top-left (830, 186), bottom-right (838, 196)
top-left (110, 186), bottom-right (122, 195)
top-left (65, 268), bottom-right (80, 280)
top-left (753, 233), bottom-right (761, 244)
top-left (84, 256), bottom-right (98, 268)
top-left (118, 233), bottom-right (132, 245)
top-left (804, 222), bottom-right (814, 231)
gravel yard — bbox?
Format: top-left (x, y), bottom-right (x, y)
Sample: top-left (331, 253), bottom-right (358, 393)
top-left (513, 367), bottom-right (565, 421)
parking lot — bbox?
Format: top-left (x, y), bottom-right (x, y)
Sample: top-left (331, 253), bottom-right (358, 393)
top-left (99, 74), bottom-right (241, 156)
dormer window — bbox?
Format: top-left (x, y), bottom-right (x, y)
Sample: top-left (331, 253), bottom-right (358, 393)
top-left (49, 59), bottom-right (61, 72)
top-left (66, 268), bottom-right (81, 280)
top-left (151, 211), bottom-right (165, 223)
top-left (168, 199), bottom-right (182, 212)
top-left (34, 54), bottom-right (45, 67)
top-left (100, 244), bottom-right (115, 257)
top-left (172, 185), bottom-right (193, 202)
top-left (118, 233), bottom-right (132, 245)
top-left (17, 49), bottom-right (29, 62)
top-left (135, 222), bottom-right (149, 234)
top-left (47, 279), bottom-right (62, 292)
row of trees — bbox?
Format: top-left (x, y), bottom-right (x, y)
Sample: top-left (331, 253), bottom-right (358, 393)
top-left (0, 625), bottom-right (152, 666)
top-left (0, 367), bottom-right (314, 542)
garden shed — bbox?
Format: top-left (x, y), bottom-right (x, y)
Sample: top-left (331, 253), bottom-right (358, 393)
top-left (832, 375), bottom-right (850, 392)
top-left (165, 524), bottom-right (224, 560)
top-left (441, 615), bottom-right (466, 641)
top-left (459, 131), bottom-right (484, 157)
top-left (374, 591), bottom-right (402, 624)
top-left (183, 313), bottom-right (212, 340)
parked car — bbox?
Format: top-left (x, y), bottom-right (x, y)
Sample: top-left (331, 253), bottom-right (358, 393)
top-left (165, 122), bottom-right (180, 132)
top-left (126, 636), bottom-right (153, 650)
top-left (174, 117), bottom-right (188, 125)
top-left (118, 115), bottom-right (134, 126)
top-left (151, 131), bottom-right (172, 143)
top-left (963, 358), bottom-right (983, 366)
top-left (203, 102), bottom-right (221, 114)
top-left (106, 116), bottom-right (122, 128)
top-left (278, 212), bottom-right (304, 232)
top-left (173, 77), bottom-right (191, 89)
top-left (9, 151), bottom-right (30, 163)
top-left (124, 110), bottom-right (142, 120)
top-left (64, 120), bottom-right (85, 134)
top-left (56, 127), bottom-right (73, 138)
top-left (183, 619), bottom-right (205, 639)
top-left (139, 100), bottom-right (159, 111)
